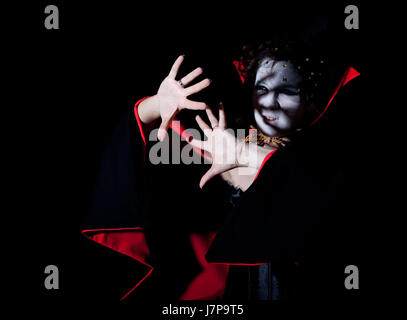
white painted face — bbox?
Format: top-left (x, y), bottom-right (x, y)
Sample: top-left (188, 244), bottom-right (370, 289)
top-left (253, 58), bottom-right (304, 138)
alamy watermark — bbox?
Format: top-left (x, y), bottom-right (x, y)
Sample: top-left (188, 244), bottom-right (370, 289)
top-left (44, 265), bottom-right (59, 290)
top-left (344, 264), bottom-right (359, 289)
top-left (344, 5), bottom-right (359, 29)
top-left (43, 5), bottom-right (359, 31)
top-left (44, 5), bottom-right (59, 30)
top-left (146, 121), bottom-right (261, 176)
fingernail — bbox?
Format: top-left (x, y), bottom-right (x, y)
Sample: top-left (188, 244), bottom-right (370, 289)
top-left (181, 53), bottom-right (185, 57)
top-left (208, 79), bottom-right (212, 84)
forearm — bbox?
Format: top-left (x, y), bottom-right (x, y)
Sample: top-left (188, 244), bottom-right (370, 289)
top-left (137, 95), bottom-right (160, 124)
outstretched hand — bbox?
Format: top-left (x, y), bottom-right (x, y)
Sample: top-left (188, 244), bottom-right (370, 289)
top-left (156, 55), bottom-right (211, 141)
top-left (189, 103), bottom-right (243, 189)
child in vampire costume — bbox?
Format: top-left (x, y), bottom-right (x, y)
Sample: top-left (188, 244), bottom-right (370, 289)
top-left (80, 17), bottom-right (362, 302)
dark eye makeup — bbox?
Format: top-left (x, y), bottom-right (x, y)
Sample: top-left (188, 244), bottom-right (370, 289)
top-left (279, 88), bottom-right (298, 96)
top-left (255, 84), bottom-right (268, 93)
top-left (255, 84), bottom-right (298, 96)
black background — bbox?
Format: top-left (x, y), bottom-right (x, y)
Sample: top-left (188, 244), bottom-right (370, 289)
top-left (12, 0), bottom-right (365, 314)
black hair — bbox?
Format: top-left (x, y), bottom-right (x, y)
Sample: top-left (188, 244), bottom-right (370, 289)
top-left (236, 15), bottom-right (348, 128)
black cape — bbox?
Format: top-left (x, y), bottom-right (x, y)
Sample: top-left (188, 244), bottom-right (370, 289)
top-left (80, 68), bottom-right (363, 302)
